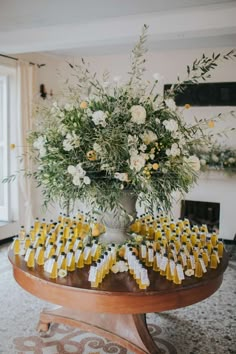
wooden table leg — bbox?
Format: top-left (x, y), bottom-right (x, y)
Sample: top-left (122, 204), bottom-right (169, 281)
top-left (37, 307), bottom-right (161, 354)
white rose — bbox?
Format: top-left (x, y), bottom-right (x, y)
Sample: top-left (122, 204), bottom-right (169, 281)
top-left (165, 98), bottom-right (176, 111)
top-left (163, 119), bottom-right (178, 132)
top-left (228, 157), bottom-right (235, 164)
top-left (67, 165), bottom-right (77, 175)
top-left (186, 155), bottom-right (201, 171)
top-left (130, 105), bottom-right (146, 125)
top-left (92, 110), bottom-right (107, 127)
top-left (129, 150), bottom-right (146, 172)
top-left (166, 143), bottom-right (181, 157)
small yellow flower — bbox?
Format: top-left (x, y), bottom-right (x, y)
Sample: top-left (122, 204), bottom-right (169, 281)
top-left (184, 103), bottom-right (191, 109)
top-left (152, 163), bottom-right (159, 170)
top-left (208, 120), bottom-right (215, 128)
top-left (80, 101), bottom-right (88, 109)
top-left (10, 144), bottom-right (16, 150)
top-left (86, 150), bottom-right (97, 161)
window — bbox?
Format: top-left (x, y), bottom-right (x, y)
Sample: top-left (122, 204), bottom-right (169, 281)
top-left (0, 75), bottom-right (9, 221)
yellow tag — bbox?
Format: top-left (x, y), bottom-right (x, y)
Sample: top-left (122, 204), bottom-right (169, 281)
top-left (185, 269), bottom-right (194, 277)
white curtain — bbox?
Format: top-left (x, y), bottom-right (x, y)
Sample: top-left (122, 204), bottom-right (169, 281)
top-left (16, 61), bottom-right (36, 230)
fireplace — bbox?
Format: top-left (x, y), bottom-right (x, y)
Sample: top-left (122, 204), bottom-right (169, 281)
top-left (171, 170), bottom-right (236, 240)
top-left (181, 200), bottom-right (220, 233)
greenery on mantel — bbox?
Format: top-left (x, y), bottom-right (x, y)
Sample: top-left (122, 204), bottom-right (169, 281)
top-left (193, 144), bottom-right (236, 174)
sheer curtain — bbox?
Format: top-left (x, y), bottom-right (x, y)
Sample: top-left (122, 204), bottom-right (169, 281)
top-left (16, 61), bottom-right (36, 230)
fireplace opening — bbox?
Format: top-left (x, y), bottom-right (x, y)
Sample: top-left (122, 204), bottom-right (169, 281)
top-left (181, 200), bottom-right (220, 232)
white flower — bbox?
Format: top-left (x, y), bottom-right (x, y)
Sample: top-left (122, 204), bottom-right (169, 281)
top-left (163, 119), bottom-right (178, 132)
top-left (186, 155), bottom-right (201, 171)
top-left (33, 136), bottom-right (46, 150)
top-left (129, 149), bottom-right (146, 172)
top-left (165, 98), bottom-right (176, 111)
top-left (93, 143), bottom-right (102, 154)
top-left (72, 174), bottom-right (82, 186)
top-left (155, 118), bottom-right (160, 124)
top-left (211, 154), bottom-right (219, 162)
top-left (64, 103), bottom-right (74, 111)
top-left (67, 165), bottom-right (77, 175)
top-left (58, 124), bottom-right (67, 136)
top-left (166, 143), bottom-right (181, 157)
top-left (130, 105), bottom-right (146, 125)
top-left (114, 172), bottom-right (129, 182)
top-left (63, 132), bottom-right (80, 151)
top-left (139, 144), bottom-right (147, 152)
top-left (92, 110), bottom-right (107, 127)
top-left (128, 135), bottom-right (138, 146)
top-left (39, 147), bottom-right (47, 157)
top-left (228, 157), bottom-right (235, 164)
top-left (75, 163), bottom-right (86, 178)
top-left (200, 159), bottom-right (206, 166)
top-left (141, 130), bottom-right (157, 145)
top-left (83, 176), bottom-right (91, 185)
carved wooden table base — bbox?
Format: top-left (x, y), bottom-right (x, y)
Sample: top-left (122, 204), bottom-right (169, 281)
top-left (37, 307), bottom-right (160, 354)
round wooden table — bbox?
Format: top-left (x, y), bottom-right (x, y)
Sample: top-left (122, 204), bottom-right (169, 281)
top-left (8, 249), bottom-right (228, 354)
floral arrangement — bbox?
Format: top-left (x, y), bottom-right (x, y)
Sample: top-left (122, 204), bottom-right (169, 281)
top-left (193, 144), bottom-right (236, 173)
top-left (23, 25), bottom-right (235, 213)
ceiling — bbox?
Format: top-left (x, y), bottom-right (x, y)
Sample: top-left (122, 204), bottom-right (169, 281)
top-left (0, 0), bottom-right (236, 57)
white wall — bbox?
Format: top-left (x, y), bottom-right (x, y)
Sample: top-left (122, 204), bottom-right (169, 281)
top-left (5, 46), bottom-right (235, 238)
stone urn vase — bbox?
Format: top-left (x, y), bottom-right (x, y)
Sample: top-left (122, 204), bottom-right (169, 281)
top-left (99, 191), bottom-right (137, 244)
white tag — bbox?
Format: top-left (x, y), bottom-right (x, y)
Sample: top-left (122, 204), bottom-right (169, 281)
top-left (140, 268), bottom-right (149, 285)
top-left (148, 248), bottom-right (154, 262)
top-left (88, 266), bottom-right (97, 282)
top-left (160, 256), bottom-right (168, 271)
top-left (83, 246), bottom-right (91, 261)
top-left (45, 244), bottom-right (52, 259)
top-left (177, 264), bottom-right (185, 280)
top-left (55, 244), bottom-right (62, 256)
top-left (66, 252), bottom-right (73, 266)
top-left (45, 237), bottom-right (50, 247)
top-left (65, 240), bottom-right (71, 253)
top-left (169, 260), bottom-right (175, 276)
top-left (199, 258), bottom-right (207, 273)
top-left (171, 250), bottom-right (177, 263)
top-left (156, 253), bottom-right (162, 267)
top-left (24, 248), bottom-right (32, 262)
top-left (189, 255), bottom-right (195, 269)
top-left (33, 238), bottom-right (39, 249)
top-left (11, 238), bottom-right (17, 249)
top-left (75, 249), bottom-right (82, 262)
top-left (35, 246), bottom-right (42, 260)
top-left (73, 239), bottom-right (80, 252)
top-left (141, 245), bottom-right (147, 258)
top-left (214, 251), bottom-right (220, 263)
top-left (91, 244), bottom-right (98, 257)
top-left (47, 259), bottom-right (55, 273)
top-left (57, 254), bottom-right (64, 269)
top-left (180, 253), bottom-right (187, 267)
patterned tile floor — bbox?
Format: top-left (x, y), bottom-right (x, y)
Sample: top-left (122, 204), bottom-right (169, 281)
top-left (0, 241), bottom-right (235, 354)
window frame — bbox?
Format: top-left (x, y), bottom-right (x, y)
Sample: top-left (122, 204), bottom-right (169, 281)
top-left (0, 74), bottom-right (9, 221)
